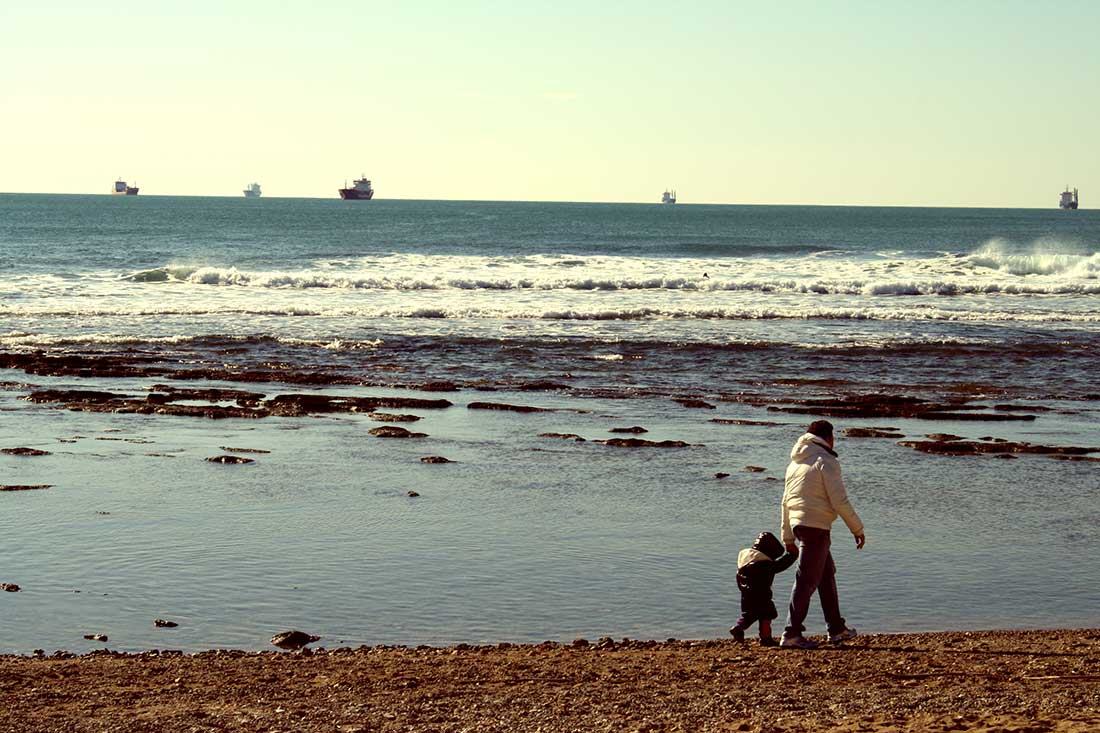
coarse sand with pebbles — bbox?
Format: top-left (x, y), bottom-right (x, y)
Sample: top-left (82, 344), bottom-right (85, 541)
top-left (1, 629), bottom-right (1099, 732)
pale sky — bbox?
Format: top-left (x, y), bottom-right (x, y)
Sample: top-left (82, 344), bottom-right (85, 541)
top-left (2, 1), bottom-right (1097, 206)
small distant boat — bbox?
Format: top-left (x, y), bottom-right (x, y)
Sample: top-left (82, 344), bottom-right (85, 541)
top-left (113, 179), bottom-right (139, 196)
top-left (339, 175), bottom-right (374, 200)
top-left (243, 182), bottom-right (262, 198)
top-left (1059, 186), bottom-right (1079, 209)
top-left (661, 189), bottom-right (677, 204)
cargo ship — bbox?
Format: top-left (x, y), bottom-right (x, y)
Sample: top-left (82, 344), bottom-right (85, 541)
top-left (113, 179), bottom-right (139, 196)
top-left (1059, 187), bottom-right (1079, 209)
top-left (339, 175), bottom-right (374, 200)
top-left (243, 182), bottom-right (262, 198)
top-left (661, 189), bottom-right (677, 204)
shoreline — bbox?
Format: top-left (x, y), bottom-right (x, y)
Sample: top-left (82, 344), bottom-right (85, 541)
top-left (2, 629), bottom-right (1098, 732)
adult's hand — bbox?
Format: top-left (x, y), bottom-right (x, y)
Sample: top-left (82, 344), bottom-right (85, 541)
top-left (785, 542), bottom-right (799, 557)
top-left (854, 533), bottom-right (866, 550)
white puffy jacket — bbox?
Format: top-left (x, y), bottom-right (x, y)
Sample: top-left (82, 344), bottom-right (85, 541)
top-left (780, 433), bottom-right (864, 545)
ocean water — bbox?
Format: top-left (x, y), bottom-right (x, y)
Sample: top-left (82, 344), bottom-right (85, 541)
top-left (1, 194), bottom-right (1098, 653)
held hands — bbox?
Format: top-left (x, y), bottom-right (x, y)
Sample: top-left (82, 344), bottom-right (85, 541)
top-left (854, 533), bottom-right (866, 550)
top-left (785, 542), bottom-right (799, 557)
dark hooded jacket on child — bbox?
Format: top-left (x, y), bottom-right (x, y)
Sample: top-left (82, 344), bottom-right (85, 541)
top-left (736, 531), bottom-right (798, 620)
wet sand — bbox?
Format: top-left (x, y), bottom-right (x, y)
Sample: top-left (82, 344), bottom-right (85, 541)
top-left (1, 629), bottom-right (1098, 732)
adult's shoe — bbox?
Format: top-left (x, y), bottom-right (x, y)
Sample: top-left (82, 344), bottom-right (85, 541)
top-left (828, 627), bottom-right (858, 644)
top-left (780, 635), bottom-right (820, 649)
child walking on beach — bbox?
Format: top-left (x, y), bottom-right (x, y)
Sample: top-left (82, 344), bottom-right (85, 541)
top-left (730, 531), bottom-right (798, 646)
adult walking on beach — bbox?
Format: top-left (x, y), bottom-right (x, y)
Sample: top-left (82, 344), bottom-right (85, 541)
top-left (779, 420), bottom-right (865, 649)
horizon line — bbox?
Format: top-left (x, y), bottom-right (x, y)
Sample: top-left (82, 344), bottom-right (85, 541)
top-left (0, 191), bottom-right (1083, 211)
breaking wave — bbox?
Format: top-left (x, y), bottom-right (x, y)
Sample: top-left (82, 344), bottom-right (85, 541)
top-left (115, 266), bottom-right (1100, 295)
top-left (967, 240), bottom-right (1100, 277)
top-left (2, 304), bottom-right (1099, 323)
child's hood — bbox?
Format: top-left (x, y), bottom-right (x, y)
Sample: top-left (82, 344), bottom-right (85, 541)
top-left (737, 548), bottom-right (772, 569)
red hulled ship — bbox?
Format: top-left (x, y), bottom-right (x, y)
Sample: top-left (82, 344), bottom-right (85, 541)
top-left (339, 175), bottom-right (374, 200)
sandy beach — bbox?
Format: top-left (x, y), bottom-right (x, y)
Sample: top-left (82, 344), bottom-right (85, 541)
top-left (2, 629), bottom-right (1098, 732)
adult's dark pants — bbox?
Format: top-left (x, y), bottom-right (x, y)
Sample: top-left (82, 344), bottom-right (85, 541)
top-left (784, 525), bottom-right (847, 637)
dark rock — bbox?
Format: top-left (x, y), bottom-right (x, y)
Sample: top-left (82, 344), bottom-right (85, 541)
top-left (768, 394), bottom-right (1038, 421)
top-left (898, 439), bottom-right (1099, 457)
top-left (517, 381), bottom-right (569, 392)
top-left (28, 388), bottom-right (452, 420)
top-left (409, 381), bottom-right (459, 392)
top-left (709, 419), bottom-right (785, 426)
top-left (83, 634), bottom-right (108, 642)
top-left (744, 466), bottom-right (767, 473)
top-left (1048, 454), bottom-right (1100, 462)
top-left (271, 630), bottom-right (320, 649)
top-left (925, 434), bottom-right (964, 442)
top-left (598, 438), bottom-right (692, 448)
top-left (146, 386), bottom-right (265, 407)
top-left (539, 433), bottom-right (586, 441)
top-left (367, 396), bottom-right (453, 410)
top-left (150, 404), bottom-right (265, 419)
top-left (467, 401), bottom-right (545, 413)
top-left (218, 446), bottom-right (271, 454)
top-left (995, 454), bottom-right (1018, 460)
top-left (407, 490), bottom-right (420, 497)
top-left (0, 583), bottom-right (20, 592)
top-left (571, 638), bottom-right (590, 648)
top-left (26, 389), bottom-right (125, 404)
top-left (420, 456), bottom-right (453, 463)
top-left (264, 394), bottom-right (353, 416)
top-left (369, 426), bottom-right (427, 438)
top-left (0, 485), bottom-right (52, 492)
top-left (714, 473), bottom-right (730, 479)
top-left (368, 412), bottom-right (422, 423)
top-left (674, 399), bottom-right (716, 409)
top-left (609, 426), bottom-right (648, 434)
top-left (153, 619), bottom-right (178, 628)
top-left (843, 428), bottom-right (901, 438)
top-left (1, 447), bottom-right (51, 456)
top-left (204, 455), bottom-right (255, 464)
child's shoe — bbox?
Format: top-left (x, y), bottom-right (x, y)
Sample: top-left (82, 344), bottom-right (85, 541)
top-left (729, 626), bottom-right (745, 642)
top-left (758, 636), bottom-right (779, 647)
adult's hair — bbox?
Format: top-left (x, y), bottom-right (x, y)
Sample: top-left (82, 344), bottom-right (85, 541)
top-left (807, 420), bottom-right (834, 440)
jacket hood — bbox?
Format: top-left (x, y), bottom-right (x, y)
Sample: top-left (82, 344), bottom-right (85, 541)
top-left (737, 548), bottom-right (771, 569)
top-left (790, 432), bottom-right (837, 462)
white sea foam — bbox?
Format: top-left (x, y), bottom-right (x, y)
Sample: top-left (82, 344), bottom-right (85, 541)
top-left (2, 303), bottom-right (1098, 323)
top-left (102, 246), bottom-right (1100, 297)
